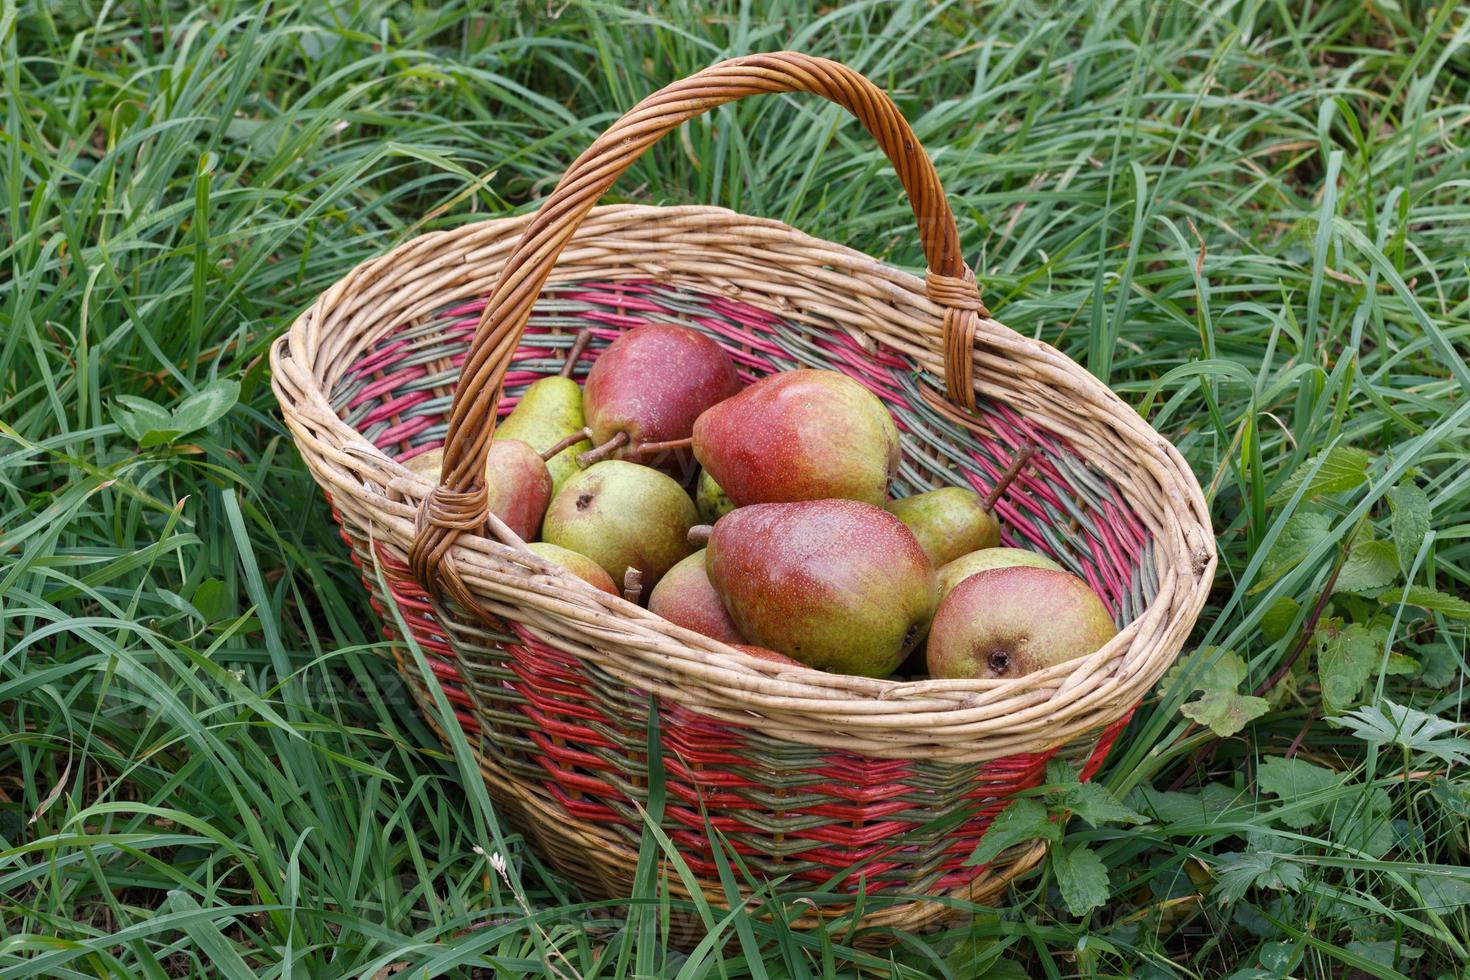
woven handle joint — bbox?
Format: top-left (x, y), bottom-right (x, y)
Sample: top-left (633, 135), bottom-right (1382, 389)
top-left (411, 51), bottom-right (985, 601)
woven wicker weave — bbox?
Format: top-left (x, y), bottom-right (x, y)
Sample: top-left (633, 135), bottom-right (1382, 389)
top-left (272, 53), bottom-right (1216, 936)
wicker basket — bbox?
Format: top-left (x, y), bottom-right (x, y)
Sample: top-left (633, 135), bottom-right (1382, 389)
top-left (272, 53), bottom-right (1216, 937)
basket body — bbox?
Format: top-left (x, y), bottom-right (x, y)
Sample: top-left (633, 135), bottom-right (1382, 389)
top-left (274, 203), bottom-right (1215, 934)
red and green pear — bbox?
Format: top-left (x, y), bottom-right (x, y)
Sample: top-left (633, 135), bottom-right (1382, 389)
top-left (885, 487), bottom-right (1000, 566)
top-left (926, 566), bottom-right (1117, 680)
top-left (542, 460), bottom-right (696, 587)
top-left (581, 324), bottom-right (740, 469)
top-left (647, 550), bottom-right (744, 644)
top-left (732, 644), bottom-right (802, 667)
top-left (704, 499), bottom-right (935, 677)
top-left (692, 369), bottom-right (900, 507)
top-left (403, 439), bottom-right (552, 542)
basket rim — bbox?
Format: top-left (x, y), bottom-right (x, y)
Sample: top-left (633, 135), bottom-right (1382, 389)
top-left (271, 202), bottom-right (1217, 760)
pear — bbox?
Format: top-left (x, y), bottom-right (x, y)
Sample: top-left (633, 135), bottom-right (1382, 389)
top-left (732, 644), bottom-right (802, 667)
top-left (578, 324), bottom-right (740, 471)
top-left (704, 499), bottom-right (935, 677)
top-left (926, 566), bottom-right (1117, 680)
top-left (495, 376), bottom-right (591, 493)
top-left (694, 470), bottom-right (736, 524)
top-left (525, 542), bottom-right (618, 595)
top-left (885, 487), bottom-right (1000, 566)
top-left (692, 369), bottom-right (900, 507)
top-left (647, 550), bottom-right (743, 644)
top-left (402, 440), bottom-right (552, 541)
top-left (542, 460), bottom-right (697, 587)
top-left (938, 547), bottom-right (1064, 600)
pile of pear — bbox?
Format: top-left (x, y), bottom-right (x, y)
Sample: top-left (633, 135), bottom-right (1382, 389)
top-left (406, 323), bottom-right (1118, 681)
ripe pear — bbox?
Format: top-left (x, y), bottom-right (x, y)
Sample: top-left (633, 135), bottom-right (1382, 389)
top-left (885, 487), bottom-right (1000, 566)
top-left (542, 460), bottom-right (697, 587)
top-left (732, 644), bottom-right (802, 667)
top-left (704, 499), bottom-right (935, 677)
top-left (695, 470), bottom-right (736, 523)
top-left (580, 324), bottom-right (740, 470)
top-left (495, 376), bottom-right (591, 492)
top-left (647, 550), bottom-right (743, 644)
top-left (926, 566), bottom-right (1117, 680)
top-left (402, 440), bottom-right (552, 541)
top-left (938, 547), bottom-right (1064, 600)
top-left (692, 369), bottom-right (900, 507)
top-left (525, 542), bottom-right (618, 595)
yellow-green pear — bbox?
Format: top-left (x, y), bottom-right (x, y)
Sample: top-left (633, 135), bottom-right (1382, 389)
top-left (938, 547), bottom-right (1064, 600)
top-left (495, 377), bottom-right (591, 492)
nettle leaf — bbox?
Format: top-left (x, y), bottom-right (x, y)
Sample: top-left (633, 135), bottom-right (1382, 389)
top-left (1334, 539), bottom-right (1400, 594)
top-left (1253, 511), bottom-right (1332, 592)
top-left (1392, 586), bottom-right (1470, 620)
top-left (1053, 843), bottom-right (1110, 917)
top-left (1333, 700), bottom-right (1470, 767)
top-left (1260, 596), bottom-right (1300, 644)
top-left (1257, 757), bottom-right (1339, 829)
top-left (1346, 940), bottom-right (1420, 970)
top-left (1387, 482), bottom-right (1431, 573)
top-left (967, 798), bottom-right (1057, 867)
top-left (1213, 851), bottom-right (1305, 906)
top-left (1064, 782), bottom-right (1148, 828)
top-left (1316, 622), bottom-right (1382, 713)
top-left (1169, 649), bottom-right (1269, 737)
top-left (1041, 759), bottom-right (1145, 826)
top-left (1267, 446), bottom-right (1370, 506)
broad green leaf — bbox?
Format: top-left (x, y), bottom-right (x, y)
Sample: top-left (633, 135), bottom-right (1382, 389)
top-left (1257, 757), bottom-right (1339, 829)
top-left (1267, 446), bottom-right (1370, 506)
top-left (1387, 482), bottom-right (1431, 573)
top-left (1316, 623), bottom-right (1380, 712)
top-left (171, 379), bottom-right (240, 434)
top-left (1169, 649), bottom-right (1269, 736)
top-left (1345, 940), bottom-right (1420, 969)
top-left (1180, 690), bottom-right (1270, 737)
top-left (1260, 596), bottom-right (1300, 644)
top-left (1253, 512), bottom-right (1332, 591)
top-left (191, 578), bottom-right (230, 621)
top-left (1333, 539), bottom-right (1399, 594)
top-left (966, 798), bottom-right (1057, 867)
top-left (1053, 843), bottom-right (1110, 917)
top-left (1415, 874), bottom-right (1470, 910)
top-left (111, 395), bottom-right (172, 442)
top-left (1393, 586), bottom-right (1470, 619)
top-left (1130, 784), bottom-right (1249, 826)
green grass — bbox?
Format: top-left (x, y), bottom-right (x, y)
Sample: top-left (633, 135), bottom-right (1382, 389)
top-left (3, 0), bottom-right (1470, 975)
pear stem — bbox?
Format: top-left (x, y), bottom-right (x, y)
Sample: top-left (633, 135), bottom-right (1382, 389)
top-left (560, 328), bottom-right (591, 378)
top-left (982, 442), bottom-right (1038, 512)
top-left (539, 427), bottom-right (593, 462)
top-left (687, 525), bottom-right (713, 548)
top-left (622, 567), bottom-right (643, 605)
top-left (633, 436), bottom-right (693, 456)
top-left (575, 431), bottom-right (628, 467)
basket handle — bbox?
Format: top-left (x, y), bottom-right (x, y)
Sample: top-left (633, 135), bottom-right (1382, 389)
top-left (411, 51), bottom-right (986, 603)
